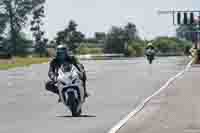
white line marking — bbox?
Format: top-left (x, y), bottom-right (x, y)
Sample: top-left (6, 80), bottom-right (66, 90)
top-left (108, 59), bottom-right (194, 133)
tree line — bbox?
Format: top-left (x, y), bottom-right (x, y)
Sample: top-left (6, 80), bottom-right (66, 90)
top-left (0, 0), bottom-right (194, 57)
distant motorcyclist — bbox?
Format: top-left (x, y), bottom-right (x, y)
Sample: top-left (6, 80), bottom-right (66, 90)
top-left (145, 42), bottom-right (155, 64)
top-left (45, 45), bottom-right (88, 102)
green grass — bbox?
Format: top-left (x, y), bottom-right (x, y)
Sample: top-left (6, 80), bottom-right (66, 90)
top-left (0, 57), bottom-right (50, 70)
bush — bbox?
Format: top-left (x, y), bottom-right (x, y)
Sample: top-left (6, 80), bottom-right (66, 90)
top-left (132, 44), bottom-right (145, 57)
top-left (125, 40), bottom-right (145, 57)
top-left (80, 42), bottom-right (104, 48)
top-left (0, 45), bottom-right (12, 59)
top-left (153, 37), bottom-right (193, 56)
top-left (124, 45), bottom-right (136, 57)
top-left (184, 43), bottom-right (192, 55)
top-left (88, 48), bottom-right (103, 54)
top-left (0, 52), bottom-right (12, 59)
top-left (76, 45), bottom-right (103, 55)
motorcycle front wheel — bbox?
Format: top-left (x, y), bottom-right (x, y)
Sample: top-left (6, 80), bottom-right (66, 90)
top-left (67, 92), bottom-right (82, 117)
top-left (147, 56), bottom-right (154, 64)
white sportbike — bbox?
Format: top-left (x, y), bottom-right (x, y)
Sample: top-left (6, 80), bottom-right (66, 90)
top-left (55, 63), bottom-right (85, 117)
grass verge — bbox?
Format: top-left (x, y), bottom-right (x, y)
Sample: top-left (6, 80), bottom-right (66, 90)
top-left (0, 57), bottom-right (50, 70)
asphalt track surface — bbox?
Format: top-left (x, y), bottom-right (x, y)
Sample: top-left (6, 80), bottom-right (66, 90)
top-left (0, 57), bottom-right (189, 133)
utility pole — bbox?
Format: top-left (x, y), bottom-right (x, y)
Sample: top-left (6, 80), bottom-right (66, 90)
top-left (158, 10), bottom-right (200, 49)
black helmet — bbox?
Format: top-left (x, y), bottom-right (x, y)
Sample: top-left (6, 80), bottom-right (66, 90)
top-left (56, 45), bottom-right (68, 62)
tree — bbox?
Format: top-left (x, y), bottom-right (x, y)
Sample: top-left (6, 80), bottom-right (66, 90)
top-left (0, 14), bottom-right (6, 46)
top-left (124, 22), bottom-right (138, 41)
top-left (84, 37), bottom-right (98, 43)
top-left (54, 20), bottom-right (84, 52)
top-left (15, 32), bottom-right (33, 57)
top-left (104, 23), bottom-right (139, 53)
top-left (30, 3), bottom-right (47, 57)
top-left (0, 13), bottom-right (7, 36)
top-left (95, 32), bottom-right (106, 43)
top-left (0, 0), bottom-right (45, 56)
top-left (104, 26), bottom-right (126, 53)
top-left (1, 32), bottom-right (32, 57)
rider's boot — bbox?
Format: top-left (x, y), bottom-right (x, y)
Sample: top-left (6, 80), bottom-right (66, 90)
top-left (58, 95), bottom-right (61, 103)
top-left (83, 81), bottom-right (89, 98)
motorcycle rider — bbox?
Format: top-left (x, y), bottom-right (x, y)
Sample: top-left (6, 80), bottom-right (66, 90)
top-left (145, 42), bottom-right (155, 56)
top-left (45, 44), bottom-right (88, 102)
top-left (145, 42), bottom-right (155, 63)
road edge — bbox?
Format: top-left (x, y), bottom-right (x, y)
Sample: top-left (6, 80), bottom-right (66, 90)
top-left (108, 59), bottom-right (194, 133)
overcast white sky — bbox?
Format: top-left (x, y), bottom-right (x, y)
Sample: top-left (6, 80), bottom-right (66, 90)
top-left (43, 0), bottom-right (200, 40)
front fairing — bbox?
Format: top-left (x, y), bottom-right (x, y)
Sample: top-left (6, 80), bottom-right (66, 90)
top-left (56, 65), bottom-right (84, 103)
top-left (58, 66), bottom-right (81, 85)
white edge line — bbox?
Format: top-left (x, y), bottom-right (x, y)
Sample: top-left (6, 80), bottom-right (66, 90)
top-left (108, 59), bottom-right (194, 133)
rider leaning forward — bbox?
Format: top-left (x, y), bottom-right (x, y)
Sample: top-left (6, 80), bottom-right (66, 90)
top-left (45, 45), bottom-right (89, 103)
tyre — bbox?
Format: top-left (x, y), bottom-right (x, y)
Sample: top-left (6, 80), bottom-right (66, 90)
top-left (148, 59), bottom-right (153, 64)
top-left (147, 56), bottom-right (153, 64)
top-left (68, 92), bottom-right (81, 117)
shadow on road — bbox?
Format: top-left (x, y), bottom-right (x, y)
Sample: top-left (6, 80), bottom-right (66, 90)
top-left (56, 115), bottom-right (96, 118)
